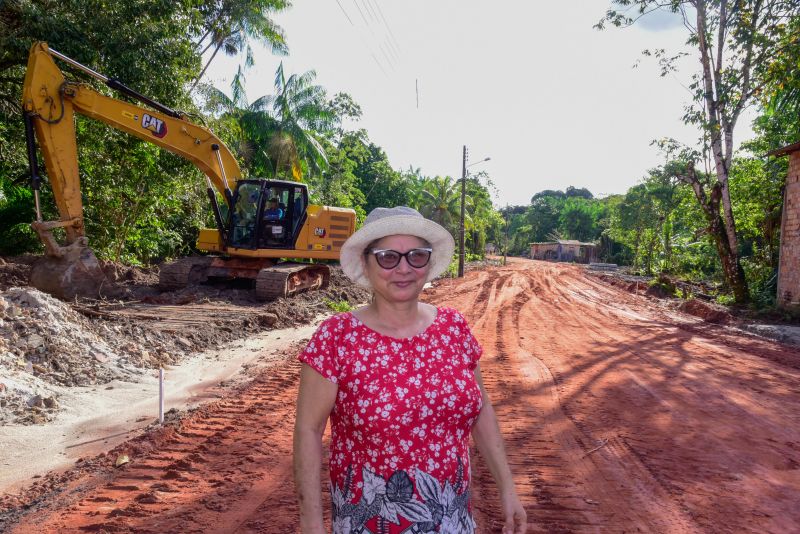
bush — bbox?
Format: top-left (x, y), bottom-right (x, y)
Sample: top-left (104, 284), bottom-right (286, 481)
top-left (0, 178), bottom-right (40, 255)
top-left (648, 274), bottom-right (677, 297)
top-left (325, 300), bottom-right (354, 312)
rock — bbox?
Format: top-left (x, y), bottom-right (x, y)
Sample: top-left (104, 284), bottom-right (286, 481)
top-left (645, 284), bottom-right (669, 299)
top-left (258, 313), bottom-right (279, 327)
top-left (135, 491), bottom-right (160, 504)
top-left (27, 395), bottom-right (44, 408)
top-left (742, 323), bottom-right (800, 347)
top-left (176, 337), bottom-right (192, 350)
top-left (92, 352), bottom-right (109, 363)
top-left (115, 454), bottom-right (130, 467)
top-left (32, 364), bottom-right (48, 374)
top-left (26, 334), bottom-right (45, 349)
top-left (31, 412), bottom-right (47, 424)
top-left (43, 396), bottom-right (58, 409)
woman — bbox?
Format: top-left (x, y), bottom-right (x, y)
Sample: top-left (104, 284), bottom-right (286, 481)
top-left (294, 206), bottom-right (526, 533)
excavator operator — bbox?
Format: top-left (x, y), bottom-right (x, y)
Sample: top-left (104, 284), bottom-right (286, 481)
top-left (264, 198), bottom-right (284, 221)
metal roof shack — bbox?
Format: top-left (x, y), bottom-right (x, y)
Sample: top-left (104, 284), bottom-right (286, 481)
top-left (530, 240), bottom-right (597, 264)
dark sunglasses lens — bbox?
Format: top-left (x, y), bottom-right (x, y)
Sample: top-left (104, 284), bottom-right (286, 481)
top-left (407, 249), bottom-right (432, 267)
top-left (375, 250), bottom-right (401, 268)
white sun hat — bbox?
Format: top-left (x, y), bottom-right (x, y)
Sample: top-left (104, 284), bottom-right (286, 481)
top-left (340, 206), bottom-right (456, 288)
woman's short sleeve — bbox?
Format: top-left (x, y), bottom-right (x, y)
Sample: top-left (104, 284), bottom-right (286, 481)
top-left (452, 309), bottom-right (483, 370)
top-left (298, 315), bottom-right (343, 384)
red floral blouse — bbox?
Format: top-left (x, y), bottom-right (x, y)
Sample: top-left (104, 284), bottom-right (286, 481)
top-left (299, 307), bottom-right (484, 534)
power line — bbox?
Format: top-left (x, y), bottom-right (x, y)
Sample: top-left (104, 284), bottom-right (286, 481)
top-left (333, 0), bottom-right (354, 25)
top-left (372, 0), bottom-right (402, 53)
top-left (367, 0), bottom-right (385, 24)
top-left (384, 38), bottom-right (400, 62)
top-left (351, 0), bottom-right (368, 25)
top-left (371, 53), bottom-right (389, 77)
top-left (362, 0), bottom-right (379, 23)
top-left (379, 42), bottom-right (395, 71)
top-left (341, 0), bottom-right (394, 78)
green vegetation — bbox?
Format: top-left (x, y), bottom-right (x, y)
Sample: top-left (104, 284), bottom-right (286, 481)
top-left (324, 300), bottom-right (354, 313)
top-left (596, 1), bottom-right (800, 305)
top-left (1, 1), bottom-right (798, 310)
top-left (0, 1), bottom-right (501, 264)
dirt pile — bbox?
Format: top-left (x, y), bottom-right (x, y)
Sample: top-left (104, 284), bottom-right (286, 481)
top-left (0, 287), bottom-right (194, 425)
top-left (0, 256), bottom-right (33, 291)
top-left (678, 298), bottom-right (732, 324)
top-left (0, 260), bottom-right (370, 426)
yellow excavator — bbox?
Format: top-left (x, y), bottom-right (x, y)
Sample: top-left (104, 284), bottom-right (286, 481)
top-left (21, 42), bottom-right (356, 300)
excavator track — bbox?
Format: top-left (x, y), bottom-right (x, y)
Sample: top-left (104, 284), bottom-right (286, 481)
top-left (255, 263), bottom-right (330, 301)
top-left (158, 257), bottom-right (214, 291)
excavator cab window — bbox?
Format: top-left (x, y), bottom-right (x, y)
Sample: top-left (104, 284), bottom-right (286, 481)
top-left (229, 183), bottom-right (261, 248)
top-left (291, 187), bottom-right (307, 235)
top-left (228, 180), bottom-right (308, 250)
top-left (259, 185), bottom-right (292, 248)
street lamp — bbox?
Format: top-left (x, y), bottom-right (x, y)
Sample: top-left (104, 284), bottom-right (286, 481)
top-left (458, 146), bottom-right (490, 277)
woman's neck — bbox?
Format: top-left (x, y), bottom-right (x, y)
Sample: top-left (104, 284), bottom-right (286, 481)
top-left (356, 297), bottom-right (435, 338)
top-left (372, 297), bottom-right (419, 326)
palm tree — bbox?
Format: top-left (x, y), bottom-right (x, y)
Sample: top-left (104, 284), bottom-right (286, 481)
top-left (402, 166), bottom-right (428, 210)
top-left (419, 176), bottom-right (465, 233)
top-left (252, 62), bottom-right (334, 179)
top-left (198, 70), bottom-right (280, 179)
top-left (199, 61), bottom-right (332, 180)
top-left (192, 0), bottom-right (290, 90)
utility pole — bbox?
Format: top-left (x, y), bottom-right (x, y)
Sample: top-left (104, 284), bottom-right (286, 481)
top-left (458, 145), bottom-right (468, 277)
top-left (504, 203), bottom-right (509, 266)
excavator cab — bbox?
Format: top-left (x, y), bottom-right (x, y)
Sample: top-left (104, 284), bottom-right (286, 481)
top-left (228, 180), bottom-right (308, 250)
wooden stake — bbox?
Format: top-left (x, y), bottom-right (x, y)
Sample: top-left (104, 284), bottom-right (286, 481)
top-left (159, 368), bottom-right (164, 425)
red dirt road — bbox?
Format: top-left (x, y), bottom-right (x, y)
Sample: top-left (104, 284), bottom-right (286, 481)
top-left (4, 259), bottom-right (800, 532)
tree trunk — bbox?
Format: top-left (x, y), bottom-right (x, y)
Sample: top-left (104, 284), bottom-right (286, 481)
top-left (662, 216), bottom-right (672, 273)
top-left (191, 41), bottom-right (223, 90)
top-left (680, 164), bottom-right (749, 303)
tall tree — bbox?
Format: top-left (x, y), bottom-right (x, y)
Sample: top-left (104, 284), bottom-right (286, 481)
top-left (192, 0), bottom-right (290, 89)
top-left (419, 176), bottom-right (462, 233)
top-left (253, 62), bottom-right (333, 179)
top-left (599, 0), bottom-right (800, 303)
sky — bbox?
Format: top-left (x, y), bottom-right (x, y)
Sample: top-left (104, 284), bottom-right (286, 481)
top-left (207, 1), bottom-right (756, 207)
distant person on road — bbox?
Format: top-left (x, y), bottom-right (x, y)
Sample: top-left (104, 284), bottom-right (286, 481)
top-left (293, 206), bottom-right (527, 534)
top-left (264, 198), bottom-right (283, 220)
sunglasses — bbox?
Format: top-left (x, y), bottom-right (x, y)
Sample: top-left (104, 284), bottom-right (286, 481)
top-left (367, 248), bottom-right (433, 269)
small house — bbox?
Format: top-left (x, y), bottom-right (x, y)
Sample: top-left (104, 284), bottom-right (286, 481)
top-left (530, 240), bottom-right (597, 264)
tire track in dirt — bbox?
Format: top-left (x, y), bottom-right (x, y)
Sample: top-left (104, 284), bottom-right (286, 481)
top-left (6, 357), bottom-right (306, 534)
top-left (513, 261), bottom-right (800, 533)
top-left (5, 259), bottom-right (800, 533)
top-left (457, 263), bottom-right (697, 533)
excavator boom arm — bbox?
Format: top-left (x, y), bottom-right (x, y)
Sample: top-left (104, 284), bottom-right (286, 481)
top-left (21, 42), bottom-right (241, 245)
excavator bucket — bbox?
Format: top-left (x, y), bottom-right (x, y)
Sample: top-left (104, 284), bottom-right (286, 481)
top-left (29, 240), bottom-right (108, 300)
